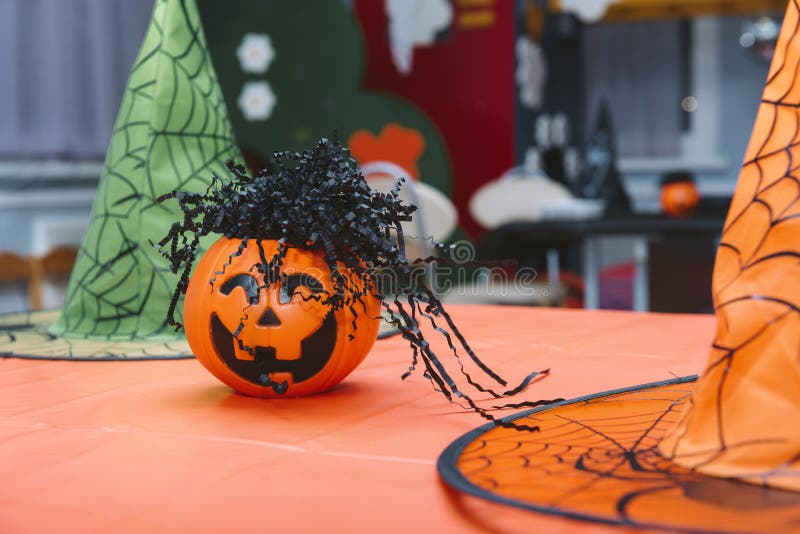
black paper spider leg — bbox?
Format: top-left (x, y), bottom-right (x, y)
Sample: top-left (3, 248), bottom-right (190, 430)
top-left (413, 296), bottom-right (548, 398)
top-left (210, 237), bottom-right (248, 288)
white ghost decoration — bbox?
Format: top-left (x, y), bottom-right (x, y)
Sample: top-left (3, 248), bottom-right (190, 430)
top-left (386, 0), bottom-right (452, 75)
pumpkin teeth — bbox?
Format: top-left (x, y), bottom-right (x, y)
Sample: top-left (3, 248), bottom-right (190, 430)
top-left (209, 310), bottom-right (337, 388)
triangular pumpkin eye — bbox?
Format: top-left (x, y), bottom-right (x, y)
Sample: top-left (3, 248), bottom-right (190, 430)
top-left (220, 274), bottom-right (260, 304)
top-left (280, 274), bottom-right (325, 304)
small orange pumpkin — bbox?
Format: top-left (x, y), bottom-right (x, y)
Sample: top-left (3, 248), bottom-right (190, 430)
top-left (184, 237), bottom-right (381, 397)
top-left (661, 177), bottom-right (700, 218)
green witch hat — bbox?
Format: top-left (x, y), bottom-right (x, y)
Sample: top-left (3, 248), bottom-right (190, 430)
top-left (0, 0), bottom-right (242, 360)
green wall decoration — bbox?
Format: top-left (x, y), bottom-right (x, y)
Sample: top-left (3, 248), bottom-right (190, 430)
top-left (198, 0), bottom-right (452, 198)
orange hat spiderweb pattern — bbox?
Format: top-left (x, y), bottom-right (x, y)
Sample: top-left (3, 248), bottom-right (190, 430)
top-left (658, 0), bottom-right (800, 490)
top-left (437, 1), bottom-right (800, 529)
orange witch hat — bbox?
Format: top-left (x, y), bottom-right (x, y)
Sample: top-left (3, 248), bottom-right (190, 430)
top-left (657, 5), bottom-right (800, 489)
top-left (437, 2), bottom-right (800, 530)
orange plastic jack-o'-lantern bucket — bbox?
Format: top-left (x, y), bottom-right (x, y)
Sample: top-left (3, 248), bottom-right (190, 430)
top-left (184, 237), bottom-right (380, 397)
top-left (159, 136), bottom-right (549, 419)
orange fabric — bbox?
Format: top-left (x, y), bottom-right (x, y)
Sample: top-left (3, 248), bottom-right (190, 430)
top-left (0, 306), bottom-right (712, 533)
top-left (658, 0), bottom-right (800, 490)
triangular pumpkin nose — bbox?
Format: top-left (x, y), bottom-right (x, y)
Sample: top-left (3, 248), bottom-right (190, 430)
top-left (258, 308), bottom-right (281, 327)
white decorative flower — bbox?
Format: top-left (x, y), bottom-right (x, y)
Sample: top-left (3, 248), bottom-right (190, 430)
top-left (387, 0), bottom-right (452, 75)
top-left (559, 0), bottom-right (618, 23)
top-left (236, 33), bottom-right (275, 74)
top-left (238, 82), bottom-right (276, 121)
top-left (516, 36), bottom-right (547, 110)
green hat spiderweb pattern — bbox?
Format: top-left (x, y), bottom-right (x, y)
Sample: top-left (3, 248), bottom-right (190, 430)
top-left (52, 0), bottom-right (243, 341)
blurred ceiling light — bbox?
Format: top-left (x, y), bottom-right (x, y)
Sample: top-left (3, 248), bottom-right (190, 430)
top-left (740, 16), bottom-right (781, 63)
top-left (681, 96), bottom-right (698, 113)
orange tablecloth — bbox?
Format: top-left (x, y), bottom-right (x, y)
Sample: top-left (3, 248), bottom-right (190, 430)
top-left (0, 306), bottom-right (715, 533)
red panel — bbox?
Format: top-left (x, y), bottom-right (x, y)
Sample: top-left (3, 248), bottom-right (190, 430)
top-left (353, 1), bottom-right (516, 237)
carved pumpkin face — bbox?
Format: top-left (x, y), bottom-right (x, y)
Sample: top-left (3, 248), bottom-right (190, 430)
top-left (184, 237), bottom-right (380, 397)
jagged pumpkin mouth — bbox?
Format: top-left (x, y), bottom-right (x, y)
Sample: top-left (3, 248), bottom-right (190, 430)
top-left (210, 310), bottom-right (338, 391)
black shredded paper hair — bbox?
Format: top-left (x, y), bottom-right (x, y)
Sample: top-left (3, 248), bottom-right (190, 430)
top-left (157, 136), bottom-right (559, 427)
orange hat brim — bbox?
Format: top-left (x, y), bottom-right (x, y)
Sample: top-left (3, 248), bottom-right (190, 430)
top-left (438, 376), bottom-right (800, 532)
